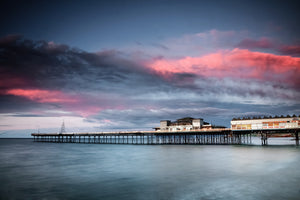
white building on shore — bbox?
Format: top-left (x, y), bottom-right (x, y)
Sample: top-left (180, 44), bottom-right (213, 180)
top-left (231, 116), bottom-right (300, 130)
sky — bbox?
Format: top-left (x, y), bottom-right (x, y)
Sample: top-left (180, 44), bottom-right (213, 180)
top-left (0, 0), bottom-right (299, 137)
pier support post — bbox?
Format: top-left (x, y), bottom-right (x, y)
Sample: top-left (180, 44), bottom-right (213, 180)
top-left (261, 132), bottom-right (268, 146)
top-left (295, 131), bottom-right (299, 146)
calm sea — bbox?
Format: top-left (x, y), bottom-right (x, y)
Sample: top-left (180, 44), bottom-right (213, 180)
top-left (0, 138), bottom-right (300, 200)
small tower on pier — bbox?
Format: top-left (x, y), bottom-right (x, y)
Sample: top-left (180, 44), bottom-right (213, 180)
top-left (59, 121), bottom-right (66, 134)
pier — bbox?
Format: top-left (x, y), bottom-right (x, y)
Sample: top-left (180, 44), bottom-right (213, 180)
top-left (31, 128), bottom-right (300, 146)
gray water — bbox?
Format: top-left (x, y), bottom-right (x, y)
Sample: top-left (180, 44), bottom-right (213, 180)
top-left (0, 139), bottom-right (300, 200)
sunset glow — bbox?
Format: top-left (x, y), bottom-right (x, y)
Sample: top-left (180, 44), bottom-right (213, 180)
top-left (5, 89), bottom-right (78, 103)
top-left (0, 0), bottom-right (299, 135)
top-left (148, 49), bottom-right (300, 85)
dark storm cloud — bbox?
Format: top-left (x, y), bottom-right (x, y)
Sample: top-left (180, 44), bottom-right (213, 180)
top-left (278, 45), bottom-right (300, 56)
top-left (156, 73), bottom-right (300, 105)
top-left (0, 35), bottom-right (166, 93)
top-left (0, 35), bottom-right (174, 115)
top-left (1, 35), bottom-right (76, 90)
top-left (235, 37), bottom-right (300, 57)
top-left (168, 73), bottom-right (198, 87)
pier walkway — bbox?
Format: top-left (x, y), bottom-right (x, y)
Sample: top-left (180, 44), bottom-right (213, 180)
top-left (32, 128), bottom-right (300, 146)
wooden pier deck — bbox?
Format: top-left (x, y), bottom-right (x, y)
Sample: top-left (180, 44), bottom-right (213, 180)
top-left (31, 128), bottom-right (300, 145)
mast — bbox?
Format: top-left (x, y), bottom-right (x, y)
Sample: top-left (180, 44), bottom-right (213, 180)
top-left (59, 120), bottom-right (66, 134)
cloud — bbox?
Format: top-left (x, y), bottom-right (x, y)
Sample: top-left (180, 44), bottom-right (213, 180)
top-left (236, 37), bottom-right (300, 57)
top-left (147, 48), bottom-right (300, 87)
top-left (278, 45), bottom-right (300, 56)
top-left (5, 89), bottom-right (78, 103)
top-left (236, 37), bottom-right (274, 49)
top-left (0, 34), bottom-right (23, 45)
top-left (0, 35), bottom-right (158, 92)
top-left (0, 35), bottom-right (169, 116)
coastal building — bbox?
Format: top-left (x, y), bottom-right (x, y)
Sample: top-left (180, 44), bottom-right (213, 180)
top-left (231, 116), bottom-right (300, 130)
top-left (159, 117), bottom-right (204, 131)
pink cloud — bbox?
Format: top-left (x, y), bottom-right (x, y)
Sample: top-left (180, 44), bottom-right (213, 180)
top-left (147, 48), bottom-right (300, 85)
top-left (5, 89), bottom-right (78, 103)
top-left (4, 88), bottom-right (129, 118)
top-left (4, 89), bottom-right (107, 117)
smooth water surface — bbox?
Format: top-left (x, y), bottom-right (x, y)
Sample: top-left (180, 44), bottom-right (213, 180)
top-left (0, 139), bottom-right (300, 200)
